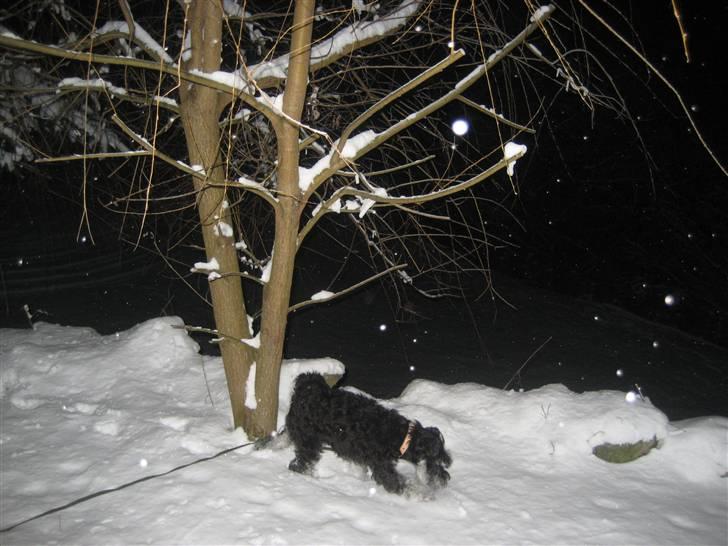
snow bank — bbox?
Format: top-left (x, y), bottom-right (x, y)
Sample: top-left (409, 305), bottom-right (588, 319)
top-left (399, 380), bottom-right (670, 457)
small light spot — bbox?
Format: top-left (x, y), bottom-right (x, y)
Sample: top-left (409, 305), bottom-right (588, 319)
top-left (616, 368), bottom-right (624, 377)
top-left (379, 324), bottom-right (387, 332)
top-left (139, 458), bottom-right (148, 468)
top-left (409, 365), bottom-right (415, 372)
top-left (415, 24), bottom-right (423, 32)
top-left (593, 315), bottom-right (600, 321)
top-left (451, 119), bottom-right (470, 136)
top-left (652, 340), bottom-right (660, 348)
top-left (625, 391), bottom-right (637, 403)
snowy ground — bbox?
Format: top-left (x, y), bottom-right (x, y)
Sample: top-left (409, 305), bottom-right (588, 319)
top-left (1, 317), bottom-right (726, 545)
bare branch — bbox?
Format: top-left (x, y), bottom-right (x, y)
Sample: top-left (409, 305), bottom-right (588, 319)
top-left (111, 114), bottom-right (280, 209)
top-left (35, 151), bottom-right (151, 163)
top-left (455, 96), bottom-right (535, 134)
top-left (287, 264), bottom-right (408, 314)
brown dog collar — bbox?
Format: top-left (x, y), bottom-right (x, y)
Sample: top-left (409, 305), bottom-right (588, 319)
top-left (399, 421), bottom-right (416, 457)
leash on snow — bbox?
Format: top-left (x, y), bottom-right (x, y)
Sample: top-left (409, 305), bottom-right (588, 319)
top-left (0, 439), bottom-right (258, 534)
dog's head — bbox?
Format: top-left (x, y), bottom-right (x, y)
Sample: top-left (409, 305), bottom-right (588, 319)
top-left (406, 424), bottom-right (452, 487)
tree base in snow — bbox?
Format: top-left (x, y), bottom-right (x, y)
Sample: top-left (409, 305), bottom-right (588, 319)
top-left (592, 437), bottom-right (658, 463)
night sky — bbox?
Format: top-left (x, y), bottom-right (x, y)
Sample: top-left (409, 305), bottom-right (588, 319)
top-left (1, 1), bottom-right (726, 349)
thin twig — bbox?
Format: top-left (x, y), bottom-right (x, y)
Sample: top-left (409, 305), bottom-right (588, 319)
top-left (503, 336), bottom-right (553, 390)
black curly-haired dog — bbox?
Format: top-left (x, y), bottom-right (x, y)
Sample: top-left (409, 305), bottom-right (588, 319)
top-left (285, 372), bottom-right (452, 495)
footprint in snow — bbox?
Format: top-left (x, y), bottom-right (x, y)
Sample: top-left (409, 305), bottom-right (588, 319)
top-left (159, 416), bottom-right (189, 432)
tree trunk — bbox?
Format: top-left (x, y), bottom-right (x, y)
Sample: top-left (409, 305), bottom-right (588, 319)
top-left (178, 0), bottom-right (255, 431)
top-left (251, 0), bottom-right (316, 437)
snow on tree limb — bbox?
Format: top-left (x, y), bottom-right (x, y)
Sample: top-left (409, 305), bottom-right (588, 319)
top-left (296, 7), bottom-right (553, 203)
top-left (297, 145), bottom-right (527, 246)
top-left (0, 34), bottom-right (279, 122)
top-left (244, 0), bottom-right (424, 88)
top-left (293, 7), bottom-right (555, 245)
top-left (93, 21), bottom-right (174, 64)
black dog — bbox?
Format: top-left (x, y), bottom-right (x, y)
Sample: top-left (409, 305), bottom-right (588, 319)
top-left (285, 373), bottom-right (452, 495)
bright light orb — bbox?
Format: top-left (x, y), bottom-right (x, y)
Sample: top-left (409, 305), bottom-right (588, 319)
top-left (451, 119), bottom-right (470, 136)
top-left (664, 294), bottom-right (676, 306)
top-left (379, 324), bottom-right (387, 332)
top-left (625, 391), bottom-right (637, 403)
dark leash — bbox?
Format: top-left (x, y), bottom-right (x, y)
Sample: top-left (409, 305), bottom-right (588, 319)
top-left (0, 439), bottom-right (258, 534)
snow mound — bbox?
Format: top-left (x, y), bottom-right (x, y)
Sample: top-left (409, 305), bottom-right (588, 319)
top-left (399, 380), bottom-right (670, 457)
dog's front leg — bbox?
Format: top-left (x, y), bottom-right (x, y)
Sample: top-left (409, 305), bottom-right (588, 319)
top-left (371, 461), bottom-right (406, 494)
top-left (289, 438), bottom-right (323, 474)
top-left (425, 459), bottom-right (451, 488)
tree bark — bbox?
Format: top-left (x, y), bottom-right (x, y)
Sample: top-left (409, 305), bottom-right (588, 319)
top-left (251, 0), bottom-right (316, 437)
top-left (178, 0), bottom-right (255, 431)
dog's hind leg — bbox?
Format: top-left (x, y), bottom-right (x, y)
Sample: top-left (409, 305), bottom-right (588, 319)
top-left (371, 461), bottom-right (406, 494)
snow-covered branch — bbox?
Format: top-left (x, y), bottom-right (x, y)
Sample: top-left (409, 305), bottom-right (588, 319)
top-left (56, 77), bottom-right (180, 113)
top-left (295, 7), bottom-right (554, 201)
top-left (336, 48), bottom-right (465, 163)
top-left (297, 144), bottom-right (528, 246)
top-left (91, 21), bottom-right (174, 64)
top-left (0, 33), bottom-right (279, 123)
top-left (245, 0), bottom-right (424, 89)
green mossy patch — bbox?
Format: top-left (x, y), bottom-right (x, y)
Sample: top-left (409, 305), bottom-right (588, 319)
top-left (592, 437), bottom-right (659, 463)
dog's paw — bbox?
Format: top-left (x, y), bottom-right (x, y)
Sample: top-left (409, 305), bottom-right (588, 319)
top-left (404, 480), bottom-right (438, 501)
top-left (427, 465), bottom-right (451, 488)
top-left (288, 458), bottom-right (310, 474)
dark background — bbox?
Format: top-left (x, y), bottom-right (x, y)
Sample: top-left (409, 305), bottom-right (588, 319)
top-left (1, 2), bottom-right (726, 416)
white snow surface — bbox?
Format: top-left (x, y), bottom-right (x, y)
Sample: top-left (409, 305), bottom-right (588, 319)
top-left (0, 317), bottom-right (726, 544)
top-left (340, 130), bottom-right (378, 159)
